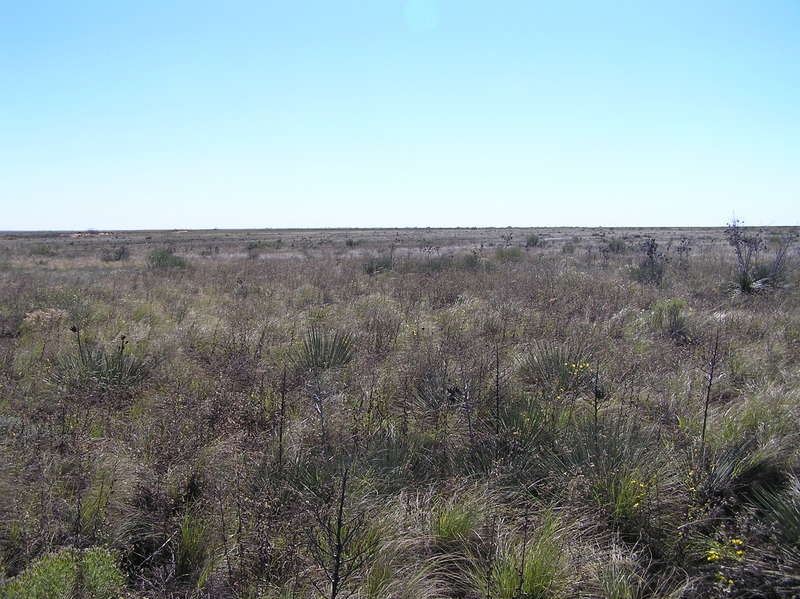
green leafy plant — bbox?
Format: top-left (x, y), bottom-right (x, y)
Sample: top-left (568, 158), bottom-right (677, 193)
top-left (100, 245), bottom-right (129, 262)
top-left (650, 298), bottom-right (688, 341)
top-left (465, 511), bottom-right (568, 599)
top-left (607, 237), bottom-right (627, 254)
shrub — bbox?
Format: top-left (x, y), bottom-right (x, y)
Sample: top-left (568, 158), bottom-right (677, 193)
top-left (146, 247), bottom-right (187, 269)
top-left (726, 220), bottom-right (797, 292)
top-left (525, 234), bottom-right (543, 248)
top-left (464, 511), bottom-right (568, 599)
top-left (518, 340), bottom-right (593, 400)
top-left (461, 251), bottom-right (484, 270)
top-left (607, 237), bottom-right (627, 254)
top-left (632, 238), bottom-right (667, 285)
top-left (100, 245), bottom-right (129, 262)
top-left (28, 244), bottom-right (56, 257)
top-left (650, 298), bottom-right (688, 340)
top-left (363, 254), bottom-right (393, 275)
top-left (494, 248), bottom-right (524, 263)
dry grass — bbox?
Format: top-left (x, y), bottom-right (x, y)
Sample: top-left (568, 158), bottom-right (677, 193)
top-left (0, 225), bottom-right (798, 597)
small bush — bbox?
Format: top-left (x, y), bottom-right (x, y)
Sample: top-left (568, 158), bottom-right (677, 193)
top-left (632, 238), bottom-right (667, 285)
top-left (465, 512), bottom-right (568, 599)
top-left (518, 340), bottom-right (593, 400)
top-left (100, 245), bottom-right (129, 262)
top-left (525, 234), bottom-right (543, 248)
top-left (607, 237), bottom-right (626, 254)
top-left (461, 251), bottom-right (485, 270)
top-left (495, 247), bottom-right (524, 263)
top-left (726, 220), bottom-right (797, 293)
top-left (562, 242), bottom-right (575, 254)
top-left (363, 254), bottom-right (393, 275)
top-left (29, 243), bottom-right (56, 257)
top-left (146, 247), bottom-right (187, 269)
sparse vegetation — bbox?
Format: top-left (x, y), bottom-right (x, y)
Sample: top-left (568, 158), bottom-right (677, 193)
top-left (0, 225), bottom-right (798, 598)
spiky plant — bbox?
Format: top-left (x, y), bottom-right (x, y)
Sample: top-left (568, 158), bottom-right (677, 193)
top-left (291, 327), bottom-right (355, 375)
top-left (51, 328), bottom-right (158, 401)
top-left (518, 340), bottom-right (593, 400)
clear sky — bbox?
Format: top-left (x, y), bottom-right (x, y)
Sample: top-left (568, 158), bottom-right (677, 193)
top-left (1, 1), bottom-right (798, 230)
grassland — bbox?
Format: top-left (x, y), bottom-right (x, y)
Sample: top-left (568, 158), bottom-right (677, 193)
top-left (1, 225), bottom-right (799, 598)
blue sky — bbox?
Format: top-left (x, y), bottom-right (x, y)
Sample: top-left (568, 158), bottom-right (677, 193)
top-left (1, 1), bottom-right (798, 230)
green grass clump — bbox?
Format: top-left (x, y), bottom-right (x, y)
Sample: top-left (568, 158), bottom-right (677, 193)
top-left (1, 547), bottom-right (125, 599)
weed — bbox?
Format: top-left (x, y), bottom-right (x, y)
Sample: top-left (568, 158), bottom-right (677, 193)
top-left (518, 340), bottom-right (593, 401)
top-left (495, 247), bottom-right (524, 263)
top-left (650, 298), bottom-right (688, 342)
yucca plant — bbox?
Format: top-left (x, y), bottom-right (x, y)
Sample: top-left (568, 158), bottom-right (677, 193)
top-left (752, 476), bottom-right (800, 544)
top-left (291, 327), bottom-right (355, 375)
top-left (51, 327), bottom-right (158, 401)
top-left (543, 415), bottom-right (660, 531)
top-left (518, 340), bottom-right (593, 401)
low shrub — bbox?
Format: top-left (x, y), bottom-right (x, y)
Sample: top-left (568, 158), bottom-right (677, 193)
top-left (607, 237), bottom-right (627, 253)
top-left (650, 298), bottom-right (688, 341)
top-left (495, 248), bottom-right (524, 263)
top-left (632, 238), bottom-right (667, 285)
top-left (525, 234), bottom-right (543, 247)
top-left (363, 254), bottom-right (393, 275)
top-left (518, 340), bottom-right (593, 400)
top-left (100, 245), bottom-right (129, 262)
top-left (146, 247), bottom-right (187, 269)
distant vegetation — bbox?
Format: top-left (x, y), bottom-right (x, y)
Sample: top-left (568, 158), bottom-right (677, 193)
top-left (0, 224), bottom-right (798, 598)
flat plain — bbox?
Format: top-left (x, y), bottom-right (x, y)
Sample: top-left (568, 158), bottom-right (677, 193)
top-left (1, 225), bottom-right (799, 598)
